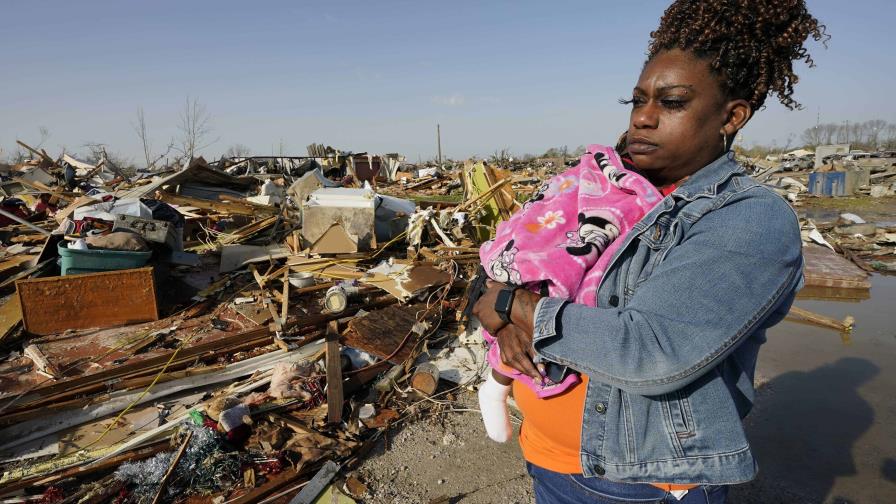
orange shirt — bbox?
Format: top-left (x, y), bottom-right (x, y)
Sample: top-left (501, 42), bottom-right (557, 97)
top-left (514, 377), bottom-right (696, 492)
top-left (514, 374), bottom-right (590, 474)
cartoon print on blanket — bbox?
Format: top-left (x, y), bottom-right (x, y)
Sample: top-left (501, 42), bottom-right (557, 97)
top-left (479, 144), bottom-right (663, 398)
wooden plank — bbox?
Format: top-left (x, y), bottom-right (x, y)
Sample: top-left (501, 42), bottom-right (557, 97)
top-left (2, 328), bottom-right (270, 413)
top-left (150, 431), bottom-right (193, 504)
top-left (15, 140), bottom-right (55, 166)
top-left (787, 305), bottom-right (855, 332)
top-left (0, 255), bottom-right (36, 281)
top-left (802, 244), bottom-right (871, 290)
top-left (23, 344), bottom-right (60, 378)
top-left (326, 321), bottom-right (343, 425)
top-left (16, 267), bottom-right (158, 336)
top-left (0, 259), bottom-right (54, 295)
top-left (281, 269), bottom-right (290, 323)
top-left (289, 460), bottom-right (340, 504)
top-left (0, 295), bottom-right (22, 343)
top-left (225, 462), bottom-right (321, 504)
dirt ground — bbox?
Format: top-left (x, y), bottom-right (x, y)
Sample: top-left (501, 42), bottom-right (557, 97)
top-left (353, 392), bottom-right (533, 504)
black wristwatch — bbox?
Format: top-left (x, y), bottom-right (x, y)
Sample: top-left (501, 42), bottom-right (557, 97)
top-left (494, 286), bottom-right (518, 325)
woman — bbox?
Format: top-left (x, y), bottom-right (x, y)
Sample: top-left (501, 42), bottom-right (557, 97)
top-left (472, 0), bottom-right (827, 502)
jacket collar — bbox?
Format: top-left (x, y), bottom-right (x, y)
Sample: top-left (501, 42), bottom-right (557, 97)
top-left (672, 152), bottom-right (742, 200)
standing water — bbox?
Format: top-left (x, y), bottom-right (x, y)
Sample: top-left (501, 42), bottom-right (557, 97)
top-left (731, 274), bottom-right (896, 503)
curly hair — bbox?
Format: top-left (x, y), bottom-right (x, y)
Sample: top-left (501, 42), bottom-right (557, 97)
top-left (648, 0), bottom-right (828, 110)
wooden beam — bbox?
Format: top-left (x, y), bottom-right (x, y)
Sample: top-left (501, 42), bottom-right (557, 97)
top-left (0, 295), bottom-right (22, 344)
top-left (325, 321), bottom-right (343, 425)
top-left (280, 269), bottom-right (290, 323)
top-left (150, 431), bottom-right (193, 504)
top-left (787, 305), bottom-right (855, 333)
top-left (15, 140), bottom-right (55, 165)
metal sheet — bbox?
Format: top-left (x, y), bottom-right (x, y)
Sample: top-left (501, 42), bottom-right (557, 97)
top-left (16, 267), bottom-right (158, 336)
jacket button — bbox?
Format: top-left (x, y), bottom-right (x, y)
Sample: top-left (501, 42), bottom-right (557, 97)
top-left (595, 402), bottom-right (607, 414)
top-left (608, 295), bottom-right (619, 307)
top-left (595, 465), bottom-right (606, 476)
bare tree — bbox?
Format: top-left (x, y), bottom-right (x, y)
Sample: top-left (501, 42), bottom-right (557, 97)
top-left (134, 107), bottom-right (153, 169)
top-left (177, 96), bottom-right (216, 161)
top-left (225, 144), bottom-right (251, 158)
top-left (835, 124), bottom-right (849, 144)
top-left (884, 123), bottom-right (896, 150)
top-left (864, 119), bottom-right (888, 149)
top-left (781, 133), bottom-right (796, 152)
top-left (819, 123), bottom-right (837, 144)
top-left (801, 126), bottom-right (822, 147)
top-left (133, 107), bottom-right (175, 170)
top-left (36, 126), bottom-right (50, 149)
top-left (850, 122), bottom-right (864, 145)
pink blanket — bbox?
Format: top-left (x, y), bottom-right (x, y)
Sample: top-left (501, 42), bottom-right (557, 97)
top-left (479, 144), bottom-right (662, 397)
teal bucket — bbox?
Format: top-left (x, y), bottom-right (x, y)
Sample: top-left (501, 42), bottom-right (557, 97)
top-left (58, 241), bottom-right (152, 276)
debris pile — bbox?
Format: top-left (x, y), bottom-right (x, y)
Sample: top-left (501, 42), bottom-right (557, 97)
top-left (0, 138), bottom-right (892, 502)
top-left (743, 146), bottom-right (896, 204)
top-left (801, 213), bottom-right (896, 274)
top-left (0, 141), bottom-right (541, 503)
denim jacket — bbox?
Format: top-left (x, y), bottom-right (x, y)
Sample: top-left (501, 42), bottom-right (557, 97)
top-left (532, 152), bottom-right (804, 485)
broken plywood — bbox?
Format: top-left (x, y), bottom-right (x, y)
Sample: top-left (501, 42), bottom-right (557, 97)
top-left (16, 267), bottom-right (159, 336)
top-left (308, 223), bottom-right (359, 254)
top-left (0, 295), bottom-right (22, 343)
top-left (342, 304), bottom-right (430, 365)
top-left (802, 244), bottom-right (872, 290)
top-left (361, 262), bottom-right (451, 301)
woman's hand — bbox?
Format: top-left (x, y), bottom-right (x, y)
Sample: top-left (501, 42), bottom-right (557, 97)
top-left (473, 280), bottom-right (544, 382)
top-left (496, 323), bottom-right (543, 384)
top-left (471, 280), bottom-right (511, 334)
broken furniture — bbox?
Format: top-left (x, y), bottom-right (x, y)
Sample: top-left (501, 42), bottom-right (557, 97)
top-left (16, 266), bottom-right (159, 335)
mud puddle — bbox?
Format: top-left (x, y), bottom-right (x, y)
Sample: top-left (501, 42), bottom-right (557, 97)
top-left (732, 274), bottom-right (896, 503)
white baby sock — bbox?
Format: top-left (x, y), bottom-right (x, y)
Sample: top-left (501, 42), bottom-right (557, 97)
top-left (478, 373), bottom-right (513, 443)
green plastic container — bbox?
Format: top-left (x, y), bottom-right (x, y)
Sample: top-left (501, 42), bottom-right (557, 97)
top-left (58, 241), bottom-right (152, 276)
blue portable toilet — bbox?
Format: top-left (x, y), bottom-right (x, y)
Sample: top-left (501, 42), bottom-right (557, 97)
top-left (809, 171), bottom-right (847, 196)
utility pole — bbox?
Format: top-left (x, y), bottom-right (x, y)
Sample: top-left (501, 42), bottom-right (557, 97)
top-left (436, 124), bottom-right (443, 169)
top-left (815, 108), bottom-right (820, 146)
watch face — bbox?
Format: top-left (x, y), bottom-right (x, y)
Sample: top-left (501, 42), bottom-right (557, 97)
top-left (496, 288), bottom-right (513, 315)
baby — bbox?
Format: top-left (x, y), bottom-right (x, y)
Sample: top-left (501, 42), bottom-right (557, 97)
top-left (477, 144), bottom-right (662, 442)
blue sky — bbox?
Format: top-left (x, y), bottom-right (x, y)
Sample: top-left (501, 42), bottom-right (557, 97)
top-left (1, 0), bottom-right (893, 165)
